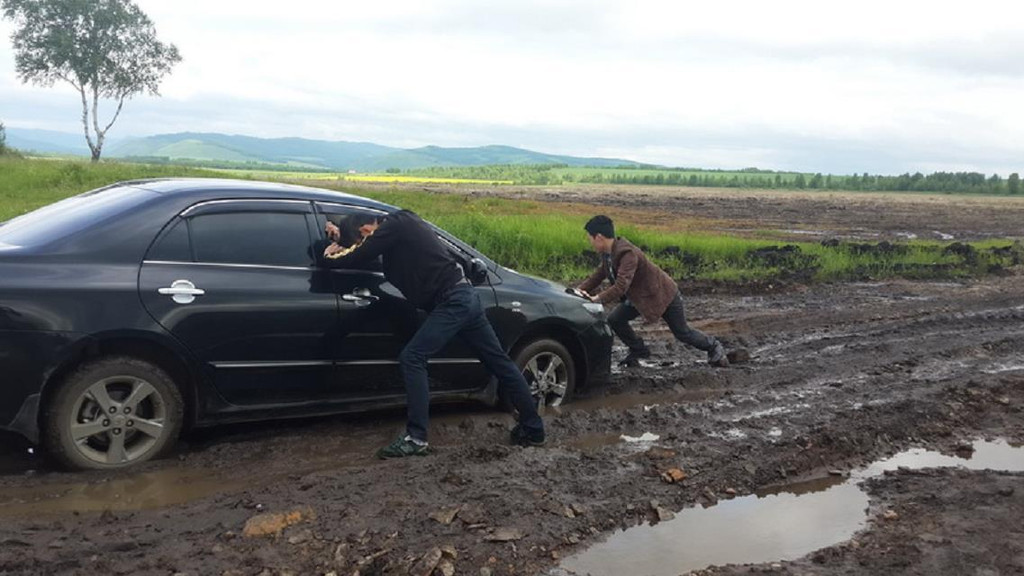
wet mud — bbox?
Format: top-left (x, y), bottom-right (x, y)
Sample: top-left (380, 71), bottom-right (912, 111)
top-left (2, 275), bottom-right (1024, 574)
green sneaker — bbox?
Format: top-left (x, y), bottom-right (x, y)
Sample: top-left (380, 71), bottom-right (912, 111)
top-left (376, 435), bottom-right (431, 459)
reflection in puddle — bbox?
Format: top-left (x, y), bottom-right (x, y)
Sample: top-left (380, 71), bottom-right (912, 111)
top-left (560, 439), bottom-right (1024, 576)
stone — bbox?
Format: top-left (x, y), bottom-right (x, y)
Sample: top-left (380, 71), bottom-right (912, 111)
top-left (644, 447), bottom-right (677, 459)
top-left (412, 547), bottom-right (442, 576)
top-left (429, 507), bottom-right (462, 525)
top-left (437, 560), bottom-right (456, 576)
top-left (661, 468), bottom-right (687, 483)
top-left (484, 528), bottom-right (524, 542)
top-left (727, 349), bottom-right (751, 364)
top-left (242, 507), bottom-right (314, 538)
top-left (539, 500), bottom-right (574, 518)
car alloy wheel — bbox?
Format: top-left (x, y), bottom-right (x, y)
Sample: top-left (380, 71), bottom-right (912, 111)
top-left (515, 338), bottom-right (576, 408)
top-left (45, 357), bottom-right (183, 470)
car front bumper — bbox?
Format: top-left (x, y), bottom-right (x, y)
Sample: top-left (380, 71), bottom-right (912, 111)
top-left (579, 319), bottom-right (613, 386)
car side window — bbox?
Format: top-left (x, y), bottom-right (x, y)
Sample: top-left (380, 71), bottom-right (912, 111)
top-left (189, 212), bottom-right (313, 267)
top-left (147, 218), bottom-right (191, 262)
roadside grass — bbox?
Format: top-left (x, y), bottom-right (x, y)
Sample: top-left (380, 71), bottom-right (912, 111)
top-left (0, 156), bottom-right (216, 221)
top-left (1, 157), bottom-right (1020, 285)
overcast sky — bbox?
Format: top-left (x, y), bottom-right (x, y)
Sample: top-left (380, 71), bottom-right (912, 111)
top-left (1, 0), bottom-right (1022, 175)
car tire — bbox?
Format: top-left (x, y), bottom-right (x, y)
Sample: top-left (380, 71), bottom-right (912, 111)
top-left (514, 338), bottom-right (576, 409)
top-left (43, 356), bottom-right (183, 470)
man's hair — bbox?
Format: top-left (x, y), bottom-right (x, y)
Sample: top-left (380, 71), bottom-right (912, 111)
top-left (347, 212), bottom-right (381, 228)
top-left (334, 213), bottom-right (381, 245)
top-left (584, 215), bottom-right (615, 238)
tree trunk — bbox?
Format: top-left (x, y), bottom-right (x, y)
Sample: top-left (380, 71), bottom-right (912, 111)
top-left (77, 85), bottom-right (100, 163)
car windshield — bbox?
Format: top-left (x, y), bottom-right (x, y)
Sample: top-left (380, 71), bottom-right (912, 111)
top-left (0, 184), bottom-right (155, 248)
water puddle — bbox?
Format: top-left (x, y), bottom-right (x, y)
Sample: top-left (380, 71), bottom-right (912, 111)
top-left (0, 467), bottom-right (248, 516)
top-left (0, 424), bottom-right (394, 518)
top-left (559, 439), bottom-right (1024, 576)
top-left (566, 433), bottom-right (626, 451)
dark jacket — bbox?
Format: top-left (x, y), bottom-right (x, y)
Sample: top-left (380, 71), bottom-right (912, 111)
top-left (324, 210), bottom-right (464, 310)
top-left (578, 237), bottom-right (678, 322)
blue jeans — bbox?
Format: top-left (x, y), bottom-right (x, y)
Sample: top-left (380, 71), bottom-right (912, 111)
top-left (398, 284), bottom-right (544, 442)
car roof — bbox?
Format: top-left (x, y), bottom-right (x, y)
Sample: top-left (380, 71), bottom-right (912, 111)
top-left (122, 178), bottom-right (397, 212)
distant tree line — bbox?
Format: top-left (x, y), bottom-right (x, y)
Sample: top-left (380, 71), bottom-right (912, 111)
top-left (403, 164), bottom-right (1022, 195)
top-left (404, 164), bottom-right (565, 184)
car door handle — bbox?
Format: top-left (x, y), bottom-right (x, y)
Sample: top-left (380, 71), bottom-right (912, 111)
top-left (341, 287), bottom-right (379, 305)
top-left (158, 279), bottom-right (206, 304)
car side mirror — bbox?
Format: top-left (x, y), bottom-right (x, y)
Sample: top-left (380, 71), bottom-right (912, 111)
top-left (468, 258), bottom-right (489, 285)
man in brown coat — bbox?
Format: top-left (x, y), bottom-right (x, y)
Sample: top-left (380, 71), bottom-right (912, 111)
top-left (578, 215), bottom-right (729, 368)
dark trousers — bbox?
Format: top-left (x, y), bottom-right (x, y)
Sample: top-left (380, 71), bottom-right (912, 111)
top-left (607, 291), bottom-right (716, 354)
top-left (398, 284), bottom-right (543, 442)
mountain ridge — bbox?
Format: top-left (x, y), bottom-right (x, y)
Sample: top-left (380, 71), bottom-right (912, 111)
top-left (5, 129), bottom-right (642, 170)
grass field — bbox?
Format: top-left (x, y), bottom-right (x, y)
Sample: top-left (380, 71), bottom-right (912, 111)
top-left (1, 157), bottom-right (1020, 285)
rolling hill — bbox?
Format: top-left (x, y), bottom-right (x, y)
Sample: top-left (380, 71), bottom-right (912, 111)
top-left (5, 128), bottom-right (640, 170)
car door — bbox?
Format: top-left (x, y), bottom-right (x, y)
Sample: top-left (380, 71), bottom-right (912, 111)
top-left (314, 203), bottom-right (491, 399)
top-left (139, 199), bottom-right (338, 406)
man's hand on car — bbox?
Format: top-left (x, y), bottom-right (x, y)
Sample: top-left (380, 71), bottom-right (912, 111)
top-left (324, 242), bottom-right (344, 257)
top-left (325, 221), bottom-right (340, 242)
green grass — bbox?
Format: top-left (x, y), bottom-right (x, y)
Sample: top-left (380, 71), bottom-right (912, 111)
top-left (2, 157), bottom-right (1021, 285)
top-left (0, 156), bottom-right (219, 221)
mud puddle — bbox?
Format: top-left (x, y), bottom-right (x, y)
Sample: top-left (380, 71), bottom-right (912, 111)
top-left (0, 421), bottom-right (398, 518)
top-left (0, 466), bottom-right (248, 516)
top-left (559, 439), bottom-right (1024, 576)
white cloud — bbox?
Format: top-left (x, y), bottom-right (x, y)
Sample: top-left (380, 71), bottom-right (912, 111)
top-left (1, 0), bottom-right (1022, 174)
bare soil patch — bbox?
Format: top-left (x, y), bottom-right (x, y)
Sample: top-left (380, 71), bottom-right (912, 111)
top-left (371, 181), bottom-right (1024, 242)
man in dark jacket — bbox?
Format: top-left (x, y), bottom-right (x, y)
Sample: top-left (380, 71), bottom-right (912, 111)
top-left (578, 215), bottom-right (728, 368)
top-left (324, 210), bottom-right (546, 458)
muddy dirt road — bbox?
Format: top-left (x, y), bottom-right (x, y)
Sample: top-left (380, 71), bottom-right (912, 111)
top-left (2, 271), bottom-right (1022, 575)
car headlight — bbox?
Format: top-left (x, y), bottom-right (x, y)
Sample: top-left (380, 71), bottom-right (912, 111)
top-left (582, 302), bottom-right (605, 316)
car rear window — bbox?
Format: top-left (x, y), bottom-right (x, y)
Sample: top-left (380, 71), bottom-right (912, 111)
top-left (0, 184), bottom-right (154, 248)
top-left (190, 211), bottom-right (313, 267)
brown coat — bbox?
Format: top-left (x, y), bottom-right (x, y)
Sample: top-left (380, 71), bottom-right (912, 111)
top-left (578, 238), bottom-right (679, 322)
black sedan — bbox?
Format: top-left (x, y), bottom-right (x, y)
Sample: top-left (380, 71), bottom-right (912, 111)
top-left (0, 179), bottom-right (612, 470)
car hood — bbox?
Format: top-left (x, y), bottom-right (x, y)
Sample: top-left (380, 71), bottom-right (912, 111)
top-left (516, 270), bottom-right (571, 295)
